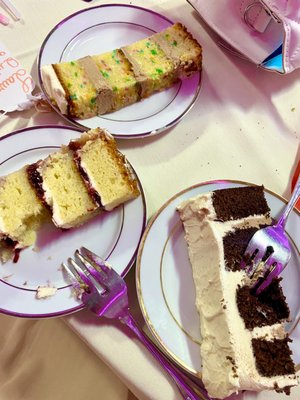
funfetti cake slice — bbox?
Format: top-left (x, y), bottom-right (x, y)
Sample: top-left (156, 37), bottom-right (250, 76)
top-left (121, 35), bottom-right (175, 98)
top-left (92, 50), bottom-right (139, 114)
top-left (41, 23), bottom-right (202, 118)
top-left (151, 23), bottom-right (202, 78)
top-left (177, 185), bottom-right (299, 399)
top-left (51, 58), bottom-right (99, 119)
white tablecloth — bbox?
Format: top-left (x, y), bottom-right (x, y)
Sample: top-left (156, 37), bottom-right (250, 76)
top-left (0, 1), bottom-right (299, 400)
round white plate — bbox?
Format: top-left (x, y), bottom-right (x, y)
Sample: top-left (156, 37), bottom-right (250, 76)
top-left (0, 125), bottom-right (146, 318)
top-left (136, 180), bottom-right (300, 385)
top-left (37, 4), bottom-right (201, 139)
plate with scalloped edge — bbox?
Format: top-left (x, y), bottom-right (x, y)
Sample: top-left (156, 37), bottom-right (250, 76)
top-left (136, 179), bottom-right (300, 399)
top-left (0, 125), bottom-right (146, 318)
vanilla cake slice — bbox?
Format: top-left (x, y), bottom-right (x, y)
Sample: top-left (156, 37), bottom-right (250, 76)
top-left (68, 128), bottom-right (140, 211)
top-left (26, 128), bottom-right (140, 228)
top-left (0, 167), bottom-right (48, 261)
top-left (0, 128), bottom-right (140, 262)
top-left (27, 148), bottom-right (99, 229)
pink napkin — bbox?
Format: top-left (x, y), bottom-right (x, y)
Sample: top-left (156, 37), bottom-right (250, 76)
top-left (263, 0), bottom-right (300, 73)
top-left (187, 0), bottom-right (283, 64)
top-left (187, 0), bottom-right (300, 73)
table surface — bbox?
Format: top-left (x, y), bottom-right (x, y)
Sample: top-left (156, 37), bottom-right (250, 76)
top-left (0, 1), bottom-right (299, 400)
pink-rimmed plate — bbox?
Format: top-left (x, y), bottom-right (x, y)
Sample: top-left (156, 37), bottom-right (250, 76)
top-left (37, 4), bottom-right (201, 139)
top-left (0, 125), bottom-right (146, 318)
top-left (136, 180), bottom-right (299, 399)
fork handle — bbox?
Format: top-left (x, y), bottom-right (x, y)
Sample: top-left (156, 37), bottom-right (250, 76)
top-left (119, 313), bottom-right (209, 400)
top-left (277, 176), bottom-right (300, 228)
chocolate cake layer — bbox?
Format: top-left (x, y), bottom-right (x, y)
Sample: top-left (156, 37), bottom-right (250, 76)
top-left (236, 280), bottom-right (290, 329)
top-left (224, 227), bottom-right (259, 272)
top-left (212, 186), bottom-right (270, 221)
top-left (252, 337), bottom-right (295, 377)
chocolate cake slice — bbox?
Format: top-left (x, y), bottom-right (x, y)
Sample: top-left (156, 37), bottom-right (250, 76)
top-left (177, 185), bottom-right (299, 399)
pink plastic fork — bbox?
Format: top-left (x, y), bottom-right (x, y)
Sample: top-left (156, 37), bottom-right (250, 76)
top-left (63, 247), bottom-right (211, 400)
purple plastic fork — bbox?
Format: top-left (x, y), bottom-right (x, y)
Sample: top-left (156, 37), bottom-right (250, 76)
top-left (63, 247), bottom-right (211, 400)
top-left (242, 177), bottom-right (300, 293)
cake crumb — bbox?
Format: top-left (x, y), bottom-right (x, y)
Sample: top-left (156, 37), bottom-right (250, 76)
top-left (2, 274), bottom-right (13, 281)
top-left (36, 286), bottom-right (57, 299)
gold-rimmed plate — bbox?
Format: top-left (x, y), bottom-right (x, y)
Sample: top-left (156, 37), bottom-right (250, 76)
top-left (136, 180), bottom-right (300, 386)
top-left (0, 125), bottom-right (146, 318)
top-left (37, 4), bottom-right (201, 139)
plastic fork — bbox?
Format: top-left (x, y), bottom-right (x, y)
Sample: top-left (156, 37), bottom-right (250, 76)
top-left (242, 178), bottom-right (300, 294)
top-left (62, 247), bottom-right (211, 400)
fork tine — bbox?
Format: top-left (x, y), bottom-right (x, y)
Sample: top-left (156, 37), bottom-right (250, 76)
top-left (75, 250), bottom-right (110, 288)
top-left (251, 248), bottom-right (268, 266)
top-left (253, 253), bottom-right (286, 294)
top-left (62, 261), bottom-right (82, 287)
top-left (244, 248), bottom-right (265, 276)
top-left (62, 261), bottom-right (91, 299)
top-left (255, 264), bottom-right (280, 294)
top-left (67, 256), bottom-right (100, 290)
top-left (80, 247), bottom-right (111, 274)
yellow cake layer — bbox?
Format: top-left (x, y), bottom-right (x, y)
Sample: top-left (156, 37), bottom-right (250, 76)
top-left (92, 49), bottom-right (139, 111)
top-left (37, 149), bottom-right (99, 229)
top-left (53, 60), bottom-right (98, 118)
top-left (0, 167), bottom-right (47, 246)
top-left (121, 37), bottom-right (175, 98)
top-left (69, 128), bottom-right (140, 211)
top-left (152, 23), bottom-right (202, 77)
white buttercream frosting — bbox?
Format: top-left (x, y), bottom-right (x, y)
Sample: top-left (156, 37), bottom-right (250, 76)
top-left (177, 192), bottom-right (299, 399)
top-left (41, 65), bottom-right (68, 114)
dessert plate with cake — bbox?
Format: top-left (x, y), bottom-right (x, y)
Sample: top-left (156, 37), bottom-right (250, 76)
top-left (37, 4), bottom-right (202, 138)
top-left (0, 126), bottom-right (146, 318)
top-left (136, 180), bottom-right (300, 399)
